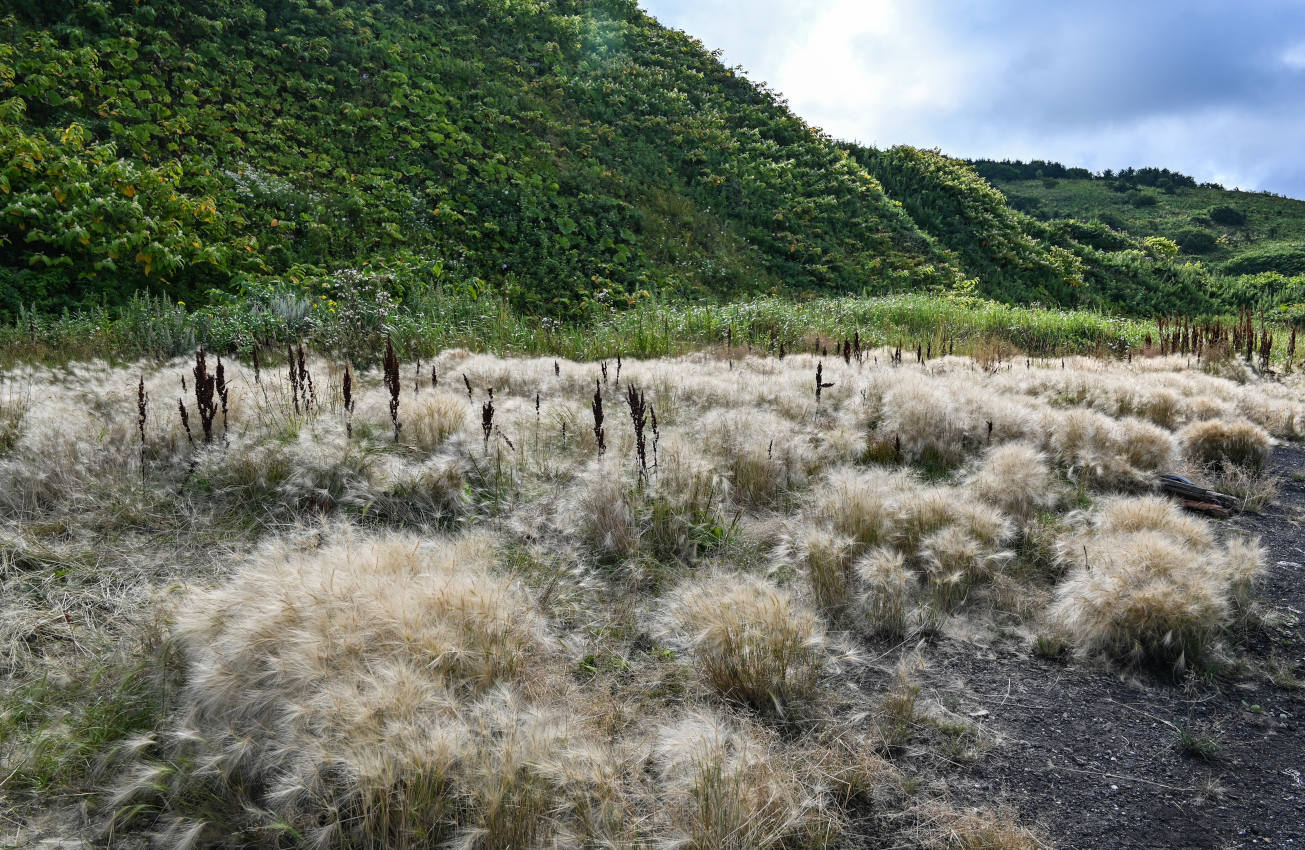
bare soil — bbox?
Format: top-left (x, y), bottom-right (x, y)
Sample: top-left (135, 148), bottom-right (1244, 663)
top-left (889, 446), bottom-right (1305, 849)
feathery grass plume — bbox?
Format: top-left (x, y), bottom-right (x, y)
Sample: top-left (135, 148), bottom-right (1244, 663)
top-left (879, 378), bottom-right (970, 468)
top-left (1114, 415), bottom-right (1177, 473)
top-left (927, 804), bottom-right (1045, 850)
top-left (667, 573), bottom-right (826, 715)
top-left (1179, 418), bottom-right (1271, 472)
top-left (383, 334), bottom-right (401, 442)
top-left (791, 527), bottom-right (859, 621)
top-left (132, 532), bottom-right (570, 848)
top-left (591, 378), bottom-right (606, 457)
top-left (966, 442), bottom-right (1055, 519)
top-left (701, 408), bottom-right (813, 508)
top-left (565, 458), bottom-right (640, 557)
top-left (813, 467), bottom-right (916, 546)
top-left (1223, 535), bottom-right (1266, 617)
top-left (1051, 529), bottom-right (1230, 669)
top-left (626, 383), bottom-right (648, 484)
top-left (406, 392), bottom-right (469, 452)
top-left (192, 349), bottom-right (217, 442)
top-left (654, 711), bottom-right (827, 850)
top-left (342, 362), bottom-right (354, 437)
top-left (1094, 495), bottom-right (1214, 550)
top-left (919, 526), bottom-right (997, 613)
top-left (855, 547), bottom-right (916, 637)
top-left (644, 435), bottom-right (727, 562)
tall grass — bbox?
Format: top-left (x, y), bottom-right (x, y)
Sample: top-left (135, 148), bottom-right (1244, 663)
top-left (1, 290), bottom-right (1162, 366)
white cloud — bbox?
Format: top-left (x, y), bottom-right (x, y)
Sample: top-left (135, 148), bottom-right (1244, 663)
top-left (1282, 41), bottom-right (1305, 71)
top-left (772, 0), bottom-right (983, 142)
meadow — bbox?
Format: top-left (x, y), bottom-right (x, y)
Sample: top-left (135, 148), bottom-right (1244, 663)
top-left (0, 337), bottom-right (1297, 848)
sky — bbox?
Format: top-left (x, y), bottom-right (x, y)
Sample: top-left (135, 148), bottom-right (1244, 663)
top-left (638, 0), bottom-right (1305, 200)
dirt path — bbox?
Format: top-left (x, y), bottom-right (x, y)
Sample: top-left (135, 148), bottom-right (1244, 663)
top-left (913, 446), bottom-right (1305, 849)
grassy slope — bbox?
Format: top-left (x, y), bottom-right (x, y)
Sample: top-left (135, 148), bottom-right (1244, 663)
top-left (1, 0), bottom-right (1223, 324)
top-left (987, 177), bottom-right (1305, 273)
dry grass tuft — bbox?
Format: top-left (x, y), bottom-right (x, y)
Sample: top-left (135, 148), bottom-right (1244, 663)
top-left (655, 710), bottom-right (833, 849)
top-left (668, 574), bottom-right (827, 715)
top-left (120, 531), bottom-right (589, 847)
top-left (927, 804), bottom-right (1046, 850)
top-left (855, 547), bottom-right (918, 637)
top-left (1179, 418), bottom-right (1272, 472)
top-left (1053, 530), bottom-right (1225, 668)
top-left (791, 527), bottom-right (859, 620)
top-left (403, 391), bottom-right (470, 451)
top-left (967, 442), bottom-right (1056, 520)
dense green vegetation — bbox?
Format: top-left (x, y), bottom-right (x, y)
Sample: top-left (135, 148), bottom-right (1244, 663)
top-left (5, 0), bottom-right (1278, 330)
top-left (971, 159), bottom-right (1305, 319)
top-left (1, 0), bottom-right (963, 320)
top-left (0, 287), bottom-right (1152, 367)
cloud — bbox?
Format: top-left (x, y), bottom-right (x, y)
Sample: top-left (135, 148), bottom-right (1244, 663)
top-left (639, 0), bottom-right (1305, 198)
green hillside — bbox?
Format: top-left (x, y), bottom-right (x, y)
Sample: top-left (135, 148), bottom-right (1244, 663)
top-left (971, 161), bottom-right (1305, 307)
top-left (0, 0), bottom-right (1280, 325)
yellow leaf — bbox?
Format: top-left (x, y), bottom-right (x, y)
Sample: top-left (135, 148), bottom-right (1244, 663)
top-left (123, 185), bottom-right (136, 198)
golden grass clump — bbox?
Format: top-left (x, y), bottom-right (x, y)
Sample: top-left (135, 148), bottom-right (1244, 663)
top-left (1223, 535), bottom-right (1267, 615)
top-left (1052, 530), bottom-right (1229, 668)
top-left (654, 711), bottom-right (833, 850)
top-left (790, 527), bottom-right (859, 620)
top-left (926, 804), bottom-right (1046, 850)
top-left (1115, 415), bottom-right (1177, 473)
top-left (966, 442), bottom-right (1056, 519)
top-left (1179, 418), bottom-right (1272, 471)
top-left (920, 526), bottom-right (1005, 612)
top-left (1051, 497), bottom-right (1266, 669)
top-left (699, 409), bottom-right (813, 508)
top-left (564, 459), bottom-right (641, 557)
top-left (879, 379), bottom-right (970, 467)
top-left (126, 532), bottom-right (607, 848)
top-left (1094, 495), bottom-right (1213, 549)
top-left (403, 390), bottom-right (471, 450)
top-left (855, 547), bottom-right (917, 637)
top-left (668, 573), bottom-right (827, 715)
top-left (814, 467), bottom-right (916, 546)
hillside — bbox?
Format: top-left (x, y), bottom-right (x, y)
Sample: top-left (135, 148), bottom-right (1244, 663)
top-left (972, 160), bottom-right (1305, 293)
top-left (1, 0), bottom-right (1236, 324)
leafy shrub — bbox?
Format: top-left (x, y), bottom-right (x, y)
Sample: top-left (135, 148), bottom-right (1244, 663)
top-left (1209, 205), bottom-right (1247, 227)
top-left (1222, 246), bottom-right (1305, 277)
top-left (1173, 227), bottom-right (1219, 255)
